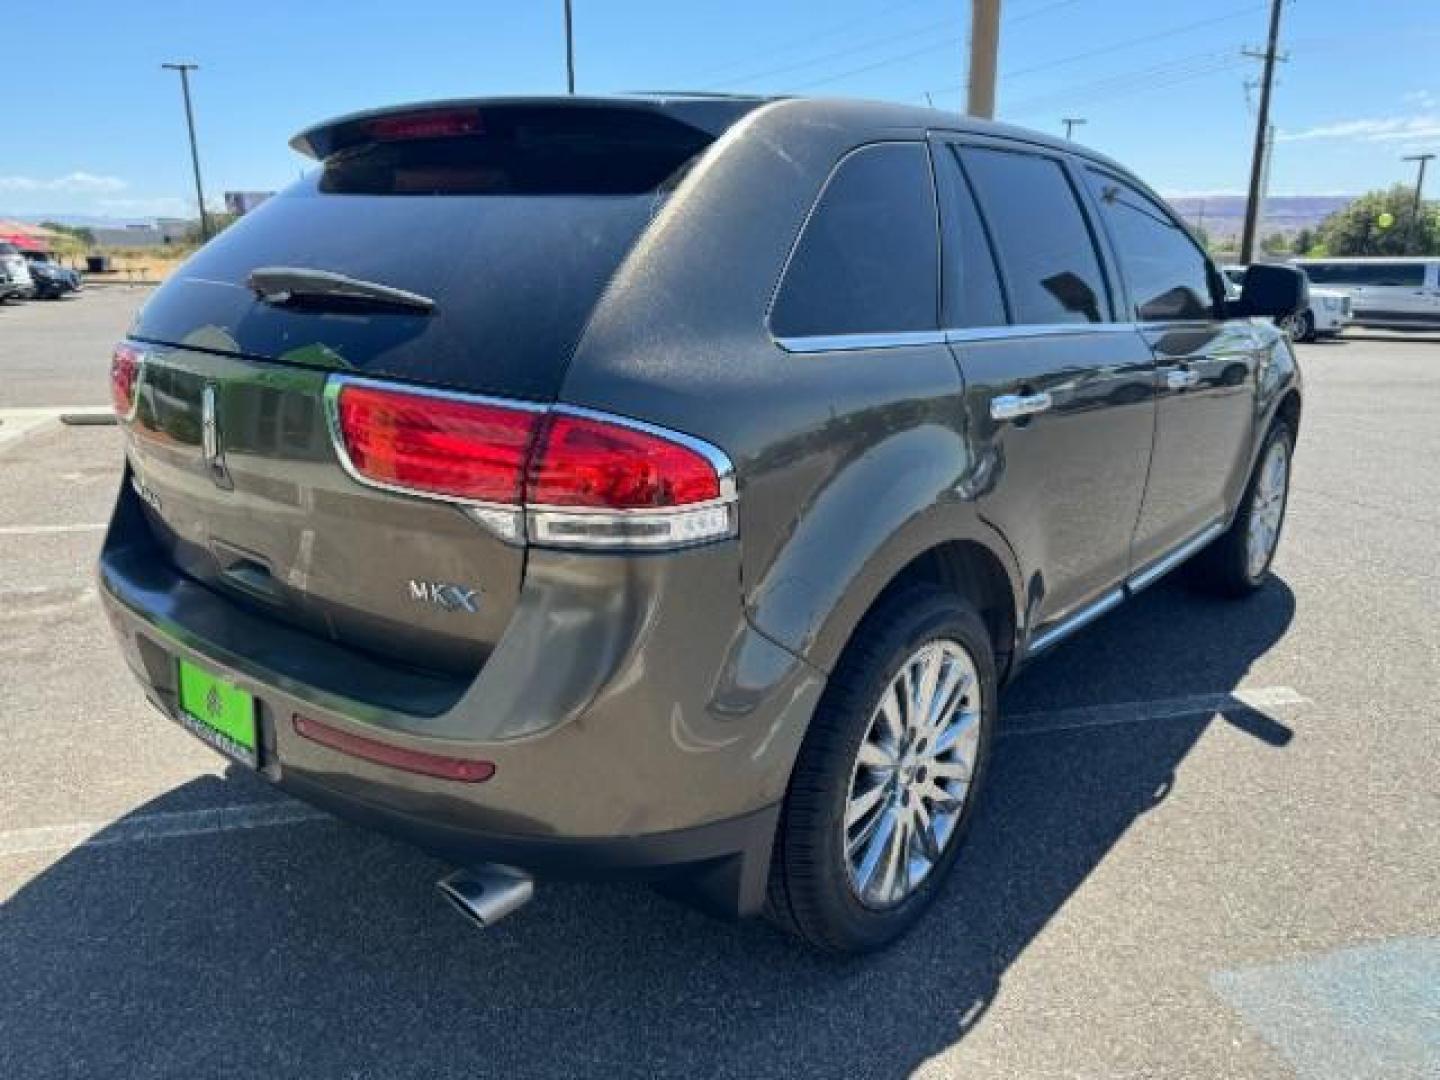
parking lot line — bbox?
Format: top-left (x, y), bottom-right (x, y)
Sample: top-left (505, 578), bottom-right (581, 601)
top-left (0, 523), bottom-right (108, 536)
top-left (0, 686), bottom-right (1306, 858)
top-left (0, 802), bottom-right (331, 858)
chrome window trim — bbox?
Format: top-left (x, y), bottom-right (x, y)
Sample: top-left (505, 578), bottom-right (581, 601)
top-left (322, 376), bottom-right (738, 550)
top-left (775, 330), bottom-right (948, 353)
top-left (776, 321), bottom-right (1143, 353)
top-left (945, 322), bottom-right (1140, 344)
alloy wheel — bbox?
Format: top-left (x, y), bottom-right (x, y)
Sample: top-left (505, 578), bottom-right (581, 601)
top-left (842, 639), bottom-right (982, 909)
top-left (1246, 438), bottom-right (1289, 578)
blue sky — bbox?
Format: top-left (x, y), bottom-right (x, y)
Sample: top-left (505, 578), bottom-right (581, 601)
top-left (3, 0), bottom-right (1436, 220)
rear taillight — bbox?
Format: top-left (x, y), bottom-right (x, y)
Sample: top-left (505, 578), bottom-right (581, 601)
top-left (332, 382), bottom-right (541, 504)
top-left (326, 377), bottom-right (735, 550)
top-left (110, 343), bottom-right (143, 418)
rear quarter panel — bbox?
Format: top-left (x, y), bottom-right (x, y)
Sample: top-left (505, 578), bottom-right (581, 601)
top-left (558, 101), bottom-right (1022, 673)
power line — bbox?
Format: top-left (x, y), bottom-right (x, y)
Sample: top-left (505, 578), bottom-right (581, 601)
top-left (711, 17), bottom-right (953, 90)
top-left (778, 0), bottom-right (1086, 96)
top-left (687, 0), bottom-right (929, 85)
top-left (914, 4), bottom-right (1264, 105)
top-left (1003, 48), bottom-right (1248, 115)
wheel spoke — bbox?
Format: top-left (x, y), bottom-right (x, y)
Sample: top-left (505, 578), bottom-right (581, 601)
top-left (912, 649), bottom-right (942, 733)
top-left (856, 739), bottom-right (895, 771)
top-left (911, 797), bottom-right (941, 862)
top-left (931, 708), bottom-right (978, 757)
top-left (876, 692), bottom-right (905, 750)
top-left (928, 755), bottom-right (972, 783)
top-left (854, 806), bottom-right (898, 893)
top-left (924, 661), bottom-right (968, 734)
top-left (845, 780), bottom-right (889, 829)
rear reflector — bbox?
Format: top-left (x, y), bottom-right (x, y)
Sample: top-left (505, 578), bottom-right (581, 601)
top-left (326, 377), bottom-right (735, 549)
top-left (110, 342), bottom-right (143, 418)
top-left (293, 713), bottom-right (496, 783)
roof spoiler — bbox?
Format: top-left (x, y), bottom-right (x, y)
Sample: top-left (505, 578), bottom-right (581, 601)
top-left (289, 95), bottom-right (769, 161)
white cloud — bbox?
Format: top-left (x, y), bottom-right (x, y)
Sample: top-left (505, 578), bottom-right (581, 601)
top-left (1278, 114), bottom-right (1440, 145)
top-left (1402, 90), bottom-right (1437, 109)
top-left (0, 171), bottom-right (128, 194)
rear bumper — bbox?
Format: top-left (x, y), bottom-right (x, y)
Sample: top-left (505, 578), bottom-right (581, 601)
top-left (98, 478), bottom-right (824, 915)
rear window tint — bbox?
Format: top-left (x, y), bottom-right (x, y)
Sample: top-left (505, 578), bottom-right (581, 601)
top-left (771, 143), bottom-right (939, 338)
top-left (320, 107), bottom-right (712, 197)
top-left (960, 147), bottom-right (1111, 325)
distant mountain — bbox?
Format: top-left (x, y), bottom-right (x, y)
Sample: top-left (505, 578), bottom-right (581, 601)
top-left (1162, 195), bottom-right (1357, 240)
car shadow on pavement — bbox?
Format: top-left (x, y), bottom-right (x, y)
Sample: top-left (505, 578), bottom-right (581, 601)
top-left (1, 577), bottom-right (1295, 1079)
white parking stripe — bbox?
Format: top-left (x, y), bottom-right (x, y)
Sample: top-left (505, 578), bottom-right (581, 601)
top-left (0, 802), bottom-right (330, 857)
top-left (0, 687), bottom-right (1306, 857)
top-left (1004, 686), bottom-right (1308, 737)
top-left (0, 523), bottom-right (108, 535)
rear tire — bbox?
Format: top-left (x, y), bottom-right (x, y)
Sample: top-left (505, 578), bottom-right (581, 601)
top-left (766, 585), bottom-right (996, 954)
top-left (1189, 422), bottom-right (1293, 597)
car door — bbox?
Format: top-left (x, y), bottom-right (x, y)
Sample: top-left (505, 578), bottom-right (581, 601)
top-left (1081, 167), bottom-right (1262, 570)
top-left (937, 138), bottom-right (1157, 642)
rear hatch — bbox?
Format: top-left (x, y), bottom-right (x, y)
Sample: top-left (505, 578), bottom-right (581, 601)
top-left (121, 98), bottom-right (749, 676)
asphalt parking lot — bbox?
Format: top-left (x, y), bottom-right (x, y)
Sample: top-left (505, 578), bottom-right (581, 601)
top-left (1, 288), bottom-right (1437, 1079)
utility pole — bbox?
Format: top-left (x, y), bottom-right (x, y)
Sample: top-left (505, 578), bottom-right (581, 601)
top-left (1402, 153), bottom-right (1435, 253)
top-left (161, 62), bottom-right (209, 242)
top-left (1062, 117), bottom-right (1086, 140)
top-left (1239, 0), bottom-right (1285, 264)
top-left (967, 0), bottom-right (1002, 119)
top-left (563, 0), bottom-right (575, 94)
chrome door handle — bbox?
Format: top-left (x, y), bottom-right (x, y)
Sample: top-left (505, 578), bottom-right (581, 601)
top-left (1165, 368), bottom-right (1200, 391)
top-left (990, 391), bottom-right (1053, 422)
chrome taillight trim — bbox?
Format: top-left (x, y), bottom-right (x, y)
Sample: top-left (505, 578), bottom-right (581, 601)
top-left (322, 376), bottom-right (738, 551)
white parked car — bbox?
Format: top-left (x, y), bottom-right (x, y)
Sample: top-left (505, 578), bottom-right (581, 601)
top-left (1222, 264), bottom-right (1350, 341)
top-left (1292, 257), bottom-right (1440, 331)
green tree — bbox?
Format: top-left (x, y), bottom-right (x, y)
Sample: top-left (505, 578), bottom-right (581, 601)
top-left (39, 221), bottom-right (96, 247)
top-left (1260, 231), bottom-right (1291, 255)
top-left (1315, 185), bottom-right (1440, 256)
top-left (183, 213), bottom-right (239, 246)
top-left (1291, 227), bottom-right (1316, 255)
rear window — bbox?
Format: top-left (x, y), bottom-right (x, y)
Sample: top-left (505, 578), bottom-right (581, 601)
top-left (320, 107), bottom-right (711, 196)
top-left (132, 107), bottom-right (718, 400)
top-left (770, 142), bottom-right (939, 339)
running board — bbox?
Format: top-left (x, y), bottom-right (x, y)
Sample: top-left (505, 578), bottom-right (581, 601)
top-left (1027, 521), bottom-right (1226, 656)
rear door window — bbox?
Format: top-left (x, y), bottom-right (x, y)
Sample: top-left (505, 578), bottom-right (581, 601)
top-left (934, 145), bottom-right (1007, 328)
top-left (959, 146), bottom-right (1111, 325)
top-left (771, 142), bottom-right (939, 339)
top-left (1084, 169), bottom-right (1217, 322)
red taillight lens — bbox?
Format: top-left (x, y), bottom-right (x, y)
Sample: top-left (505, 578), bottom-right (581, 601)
top-left (367, 109), bottom-right (482, 142)
top-left (110, 342), bottom-right (142, 417)
top-left (293, 714), bottom-right (495, 783)
top-left (527, 413), bottom-right (721, 509)
top-left (335, 383), bottom-right (541, 504)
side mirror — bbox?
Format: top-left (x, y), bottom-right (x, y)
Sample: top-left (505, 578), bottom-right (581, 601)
top-left (1228, 264), bottom-right (1308, 321)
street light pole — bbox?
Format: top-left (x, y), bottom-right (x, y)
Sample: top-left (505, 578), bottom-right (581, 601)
top-left (161, 62), bottom-right (210, 242)
top-left (1402, 153), bottom-right (1434, 253)
top-left (563, 0), bottom-right (576, 94)
top-left (1062, 117), bottom-right (1086, 140)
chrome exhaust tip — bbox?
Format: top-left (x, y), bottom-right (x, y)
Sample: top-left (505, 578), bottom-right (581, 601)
top-left (437, 864), bottom-right (534, 929)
